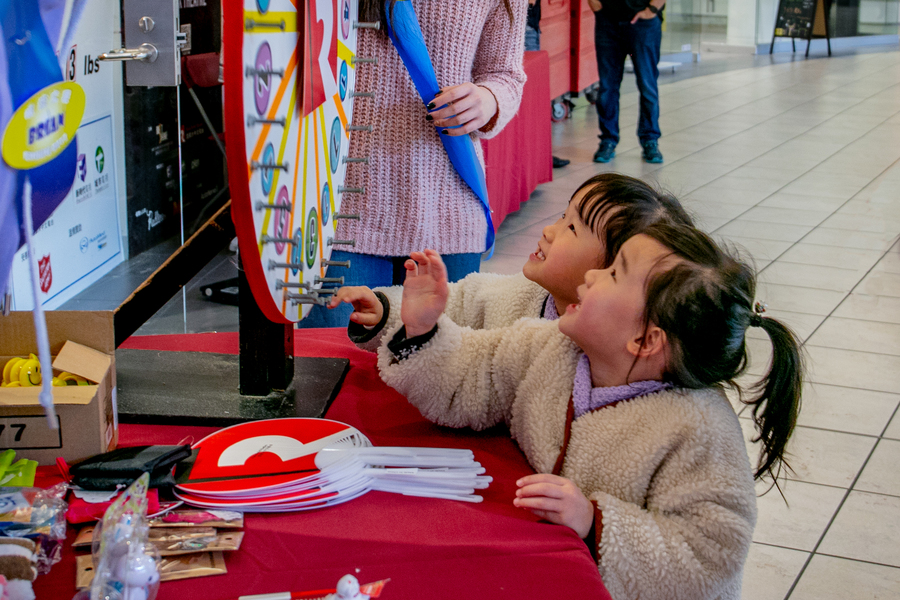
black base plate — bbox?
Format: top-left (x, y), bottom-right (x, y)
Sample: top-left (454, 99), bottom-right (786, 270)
top-left (115, 348), bottom-right (349, 426)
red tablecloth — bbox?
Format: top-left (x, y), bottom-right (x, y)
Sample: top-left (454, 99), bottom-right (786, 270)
top-left (482, 51), bottom-right (553, 230)
top-left (35, 329), bottom-right (610, 600)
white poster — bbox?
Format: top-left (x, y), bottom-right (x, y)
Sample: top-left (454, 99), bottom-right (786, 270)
top-left (7, 0), bottom-right (123, 310)
top-left (9, 114), bottom-right (121, 309)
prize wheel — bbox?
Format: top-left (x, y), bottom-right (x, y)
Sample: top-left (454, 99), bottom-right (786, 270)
top-left (224, 0), bottom-right (367, 323)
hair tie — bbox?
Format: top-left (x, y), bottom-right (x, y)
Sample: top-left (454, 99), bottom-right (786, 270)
top-left (749, 301), bottom-right (767, 328)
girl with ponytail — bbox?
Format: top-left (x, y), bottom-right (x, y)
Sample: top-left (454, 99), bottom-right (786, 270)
top-left (378, 221), bottom-right (803, 600)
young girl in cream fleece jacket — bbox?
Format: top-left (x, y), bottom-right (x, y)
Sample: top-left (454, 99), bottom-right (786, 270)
top-left (326, 173), bottom-right (692, 351)
top-left (377, 223), bottom-right (804, 600)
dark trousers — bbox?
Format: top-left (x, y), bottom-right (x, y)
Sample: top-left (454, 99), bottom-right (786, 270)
top-left (593, 11), bottom-right (662, 145)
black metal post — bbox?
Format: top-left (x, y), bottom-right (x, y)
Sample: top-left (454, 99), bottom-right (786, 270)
top-left (238, 255), bottom-right (294, 395)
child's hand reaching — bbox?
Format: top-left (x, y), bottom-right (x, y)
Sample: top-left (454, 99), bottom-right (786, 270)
top-left (328, 286), bottom-right (383, 326)
top-left (401, 249), bottom-right (449, 338)
top-left (515, 474), bottom-right (595, 539)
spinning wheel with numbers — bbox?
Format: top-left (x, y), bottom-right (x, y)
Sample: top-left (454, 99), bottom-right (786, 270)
top-left (224, 0), bottom-right (373, 323)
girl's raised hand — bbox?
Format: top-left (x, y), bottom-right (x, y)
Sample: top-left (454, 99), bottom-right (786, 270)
top-left (427, 83), bottom-right (498, 136)
top-left (515, 474), bottom-right (595, 539)
top-left (328, 286), bottom-right (383, 326)
top-left (401, 249), bottom-right (449, 338)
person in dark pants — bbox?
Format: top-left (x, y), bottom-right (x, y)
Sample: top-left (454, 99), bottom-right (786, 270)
top-left (526, 0), bottom-right (570, 168)
top-left (588, 0), bottom-right (665, 164)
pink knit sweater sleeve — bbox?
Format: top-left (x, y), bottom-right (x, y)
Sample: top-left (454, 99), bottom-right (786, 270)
top-left (471, 0), bottom-right (528, 140)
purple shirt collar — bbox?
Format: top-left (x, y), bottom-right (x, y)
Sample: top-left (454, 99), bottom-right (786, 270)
top-left (543, 295), bottom-right (559, 320)
top-left (573, 354), bottom-right (672, 418)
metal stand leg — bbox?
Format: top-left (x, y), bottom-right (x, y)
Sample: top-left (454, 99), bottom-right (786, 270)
top-left (238, 256), bottom-right (293, 395)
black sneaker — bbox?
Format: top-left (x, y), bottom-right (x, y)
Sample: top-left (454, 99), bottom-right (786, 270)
top-left (641, 140), bottom-right (664, 163)
top-left (552, 156), bottom-right (570, 168)
top-left (593, 140), bottom-right (616, 163)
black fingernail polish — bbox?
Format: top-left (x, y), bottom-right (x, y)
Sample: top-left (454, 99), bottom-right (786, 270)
top-left (440, 129), bottom-right (448, 134)
top-left (426, 102), bottom-right (435, 110)
top-left (425, 114), bottom-right (433, 121)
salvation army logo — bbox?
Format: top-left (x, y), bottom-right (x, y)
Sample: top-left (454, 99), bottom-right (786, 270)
top-left (38, 255), bottom-right (52, 293)
top-left (178, 418), bottom-right (369, 495)
top-left (77, 153), bottom-right (87, 182)
top-left (94, 146), bottom-right (104, 173)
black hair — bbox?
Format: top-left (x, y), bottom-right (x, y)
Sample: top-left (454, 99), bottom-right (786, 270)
top-left (639, 222), bottom-right (804, 482)
top-left (359, 0), bottom-right (514, 32)
top-left (570, 173), bottom-right (694, 269)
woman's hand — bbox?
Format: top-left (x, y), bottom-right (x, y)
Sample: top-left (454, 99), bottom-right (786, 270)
top-left (401, 249), bottom-right (449, 337)
top-left (587, 0), bottom-right (602, 12)
top-left (328, 286), bottom-right (383, 326)
top-left (515, 474), bottom-right (595, 539)
top-left (631, 7), bottom-right (656, 23)
top-left (427, 83), bottom-right (498, 136)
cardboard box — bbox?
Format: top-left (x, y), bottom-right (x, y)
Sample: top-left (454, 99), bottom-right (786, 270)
top-left (0, 311), bottom-right (117, 465)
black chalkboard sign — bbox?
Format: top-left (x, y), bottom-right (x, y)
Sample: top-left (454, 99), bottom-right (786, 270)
top-left (774, 0), bottom-right (817, 39)
top-left (770, 0), bottom-right (832, 57)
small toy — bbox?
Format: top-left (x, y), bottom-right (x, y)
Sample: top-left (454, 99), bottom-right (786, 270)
top-left (89, 474), bottom-right (160, 600)
top-left (0, 539), bottom-right (36, 600)
top-left (335, 575), bottom-right (367, 600)
top-left (113, 553), bottom-right (160, 600)
top-left (1, 355), bottom-right (89, 388)
top-left (238, 575), bottom-right (389, 600)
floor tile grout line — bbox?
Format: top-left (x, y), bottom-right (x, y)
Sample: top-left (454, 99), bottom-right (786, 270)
top-left (811, 551), bottom-right (900, 571)
top-left (804, 313), bottom-right (900, 328)
top-left (736, 419), bottom-right (888, 441)
top-left (783, 394), bottom-right (900, 598)
top-left (761, 259), bottom-right (886, 273)
top-left (805, 341), bottom-right (900, 357)
top-left (751, 540), bottom-right (815, 554)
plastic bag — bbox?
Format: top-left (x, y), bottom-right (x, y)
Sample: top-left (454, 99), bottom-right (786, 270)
top-left (0, 483), bottom-right (68, 574)
top-left (89, 473), bottom-right (160, 600)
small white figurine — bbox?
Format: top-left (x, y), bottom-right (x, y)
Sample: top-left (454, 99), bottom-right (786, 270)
top-left (114, 553), bottom-right (160, 600)
top-left (335, 574), bottom-right (368, 600)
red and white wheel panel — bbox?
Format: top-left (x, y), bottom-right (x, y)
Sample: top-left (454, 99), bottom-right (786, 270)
top-left (224, 0), bottom-right (361, 323)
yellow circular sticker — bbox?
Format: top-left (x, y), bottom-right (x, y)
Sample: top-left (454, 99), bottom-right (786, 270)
top-left (1, 81), bottom-right (85, 170)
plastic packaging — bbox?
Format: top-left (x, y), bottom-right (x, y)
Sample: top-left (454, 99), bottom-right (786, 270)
top-left (0, 483), bottom-right (68, 574)
top-left (88, 474), bottom-right (160, 600)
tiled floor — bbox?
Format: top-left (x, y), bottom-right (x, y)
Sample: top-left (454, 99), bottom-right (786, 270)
top-left (483, 48), bottom-right (900, 600)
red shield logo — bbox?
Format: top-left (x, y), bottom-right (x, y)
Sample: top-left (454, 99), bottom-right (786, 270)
top-left (38, 255), bottom-right (52, 293)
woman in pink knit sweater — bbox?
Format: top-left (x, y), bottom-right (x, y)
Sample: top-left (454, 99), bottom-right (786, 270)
top-left (302, 0), bottom-right (528, 327)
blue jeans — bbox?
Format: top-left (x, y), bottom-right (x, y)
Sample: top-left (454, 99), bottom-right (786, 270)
top-left (525, 25), bottom-right (541, 52)
top-left (298, 250), bottom-right (482, 328)
top-left (593, 11), bottom-right (661, 145)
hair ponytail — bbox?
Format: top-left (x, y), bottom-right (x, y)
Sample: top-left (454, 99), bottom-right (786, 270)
top-left (745, 315), bottom-right (804, 481)
top-left (641, 222), bottom-right (806, 484)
